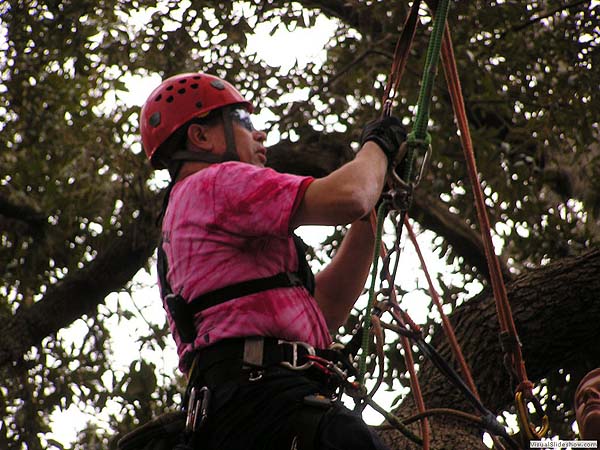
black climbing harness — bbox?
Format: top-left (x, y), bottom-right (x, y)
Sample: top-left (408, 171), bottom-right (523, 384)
top-left (157, 233), bottom-right (315, 345)
top-left (179, 336), bottom-right (359, 450)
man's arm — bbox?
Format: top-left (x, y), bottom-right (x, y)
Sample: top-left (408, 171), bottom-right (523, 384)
top-left (313, 219), bottom-right (376, 330)
top-left (289, 142), bottom-right (388, 228)
top-left (289, 143), bottom-right (384, 328)
top-left (289, 116), bottom-right (406, 330)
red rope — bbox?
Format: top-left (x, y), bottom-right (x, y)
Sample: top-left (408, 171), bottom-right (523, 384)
top-left (440, 25), bottom-right (531, 393)
top-left (368, 211), bottom-right (430, 450)
top-left (382, 0), bottom-right (423, 116)
top-left (404, 216), bottom-right (480, 401)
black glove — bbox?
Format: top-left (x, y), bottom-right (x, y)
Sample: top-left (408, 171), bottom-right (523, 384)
top-left (360, 116), bottom-right (407, 164)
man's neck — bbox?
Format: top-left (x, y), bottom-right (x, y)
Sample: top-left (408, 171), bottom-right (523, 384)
top-left (176, 161), bottom-right (212, 182)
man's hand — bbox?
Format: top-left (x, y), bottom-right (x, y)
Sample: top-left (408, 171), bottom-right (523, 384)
top-left (360, 116), bottom-right (407, 164)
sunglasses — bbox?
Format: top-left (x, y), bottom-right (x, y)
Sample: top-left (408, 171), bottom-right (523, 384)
top-left (230, 108), bottom-right (255, 132)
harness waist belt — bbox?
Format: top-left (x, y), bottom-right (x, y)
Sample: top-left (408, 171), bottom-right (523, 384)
top-left (187, 337), bottom-right (345, 385)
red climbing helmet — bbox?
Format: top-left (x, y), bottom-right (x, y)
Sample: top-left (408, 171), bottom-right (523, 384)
top-left (140, 73), bottom-right (253, 168)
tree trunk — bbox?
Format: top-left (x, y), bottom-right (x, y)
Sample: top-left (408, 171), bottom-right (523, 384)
top-left (376, 248), bottom-right (600, 449)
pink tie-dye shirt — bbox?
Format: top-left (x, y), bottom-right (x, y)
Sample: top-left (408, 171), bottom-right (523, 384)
top-left (160, 162), bottom-right (332, 373)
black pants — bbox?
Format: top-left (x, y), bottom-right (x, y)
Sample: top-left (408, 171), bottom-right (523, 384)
top-left (194, 367), bottom-right (389, 450)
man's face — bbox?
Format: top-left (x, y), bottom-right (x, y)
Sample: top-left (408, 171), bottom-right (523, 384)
top-left (230, 109), bottom-right (268, 167)
top-left (575, 369), bottom-right (600, 440)
top-left (202, 108), bottom-right (267, 167)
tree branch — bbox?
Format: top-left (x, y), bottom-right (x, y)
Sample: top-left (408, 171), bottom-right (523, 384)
top-left (0, 207), bottom-right (159, 370)
top-left (300, 0), bottom-right (380, 34)
top-left (0, 192), bottom-right (46, 231)
top-left (497, 0), bottom-right (591, 40)
top-left (411, 189), bottom-right (511, 281)
top-left (381, 247), bottom-right (600, 448)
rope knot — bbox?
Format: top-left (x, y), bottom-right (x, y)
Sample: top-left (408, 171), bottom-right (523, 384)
top-left (406, 131), bottom-right (432, 149)
top-left (516, 380), bottom-right (534, 396)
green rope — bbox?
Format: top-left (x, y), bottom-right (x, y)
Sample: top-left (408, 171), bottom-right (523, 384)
top-left (411, 0), bottom-right (452, 140)
top-left (358, 201), bottom-right (387, 382)
top-left (404, 0), bottom-right (452, 182)
top-left (357, 0), bottom-right (453, 386)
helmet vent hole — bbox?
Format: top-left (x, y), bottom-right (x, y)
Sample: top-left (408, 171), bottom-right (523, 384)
top-left (149, 112), bottom-right (161, 127)
top-left (154, 94), bottom-right (162, 102)
top-left (193, 76), bottom-right (201, 80)
top-left (178, 88), bottom-right (186, 94)
top-left (190, 83), bottom-right (198, 89)
top-left (166, 85), bottom-right (174, 91)
top-left (195, 101), bottom-right (203, 108)
top-left (166, 96), bottom-right (174, 103)
top-left (210, 80), bottom-right (225, 90)
top-left (179, 79), bottom-right (186, 84)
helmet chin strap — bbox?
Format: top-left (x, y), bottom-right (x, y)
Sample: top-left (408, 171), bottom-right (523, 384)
top-left (168, 106), bottom-right (240, 167)
top-left (221, 105), bottom-right (240, 162)
top-left (157, 108), bottom-right (241, 225)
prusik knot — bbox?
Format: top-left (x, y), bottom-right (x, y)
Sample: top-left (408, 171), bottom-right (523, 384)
top-left (516, 380), bottom-right (534, 396)
top-left (406, 130), bottom-right (432, 149)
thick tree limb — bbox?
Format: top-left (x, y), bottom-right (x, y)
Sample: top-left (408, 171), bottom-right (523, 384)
top-left (379, 247), bottom-right (600, 449)
top-left (0, 207), bottom-right (159, 369)
top-left (0, 192), bottom-right (46, 231)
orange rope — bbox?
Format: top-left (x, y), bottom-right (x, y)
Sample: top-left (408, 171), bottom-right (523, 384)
top-left (440, 25), bottom-right (531, 393)
top-left (404, 216), bottom-right (480, 399)
top-left (382, 0), bottom-right (423, 116)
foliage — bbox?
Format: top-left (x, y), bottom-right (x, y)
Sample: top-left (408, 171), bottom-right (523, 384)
top-left (1, 0), bottom-right (599, 448)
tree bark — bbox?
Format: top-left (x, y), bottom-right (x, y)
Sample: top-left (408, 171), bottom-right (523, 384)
top-left (376, 248), bottom-right (600, 449)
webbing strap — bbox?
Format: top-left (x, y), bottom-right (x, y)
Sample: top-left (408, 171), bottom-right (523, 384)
top-left (184, 272), bottom-right (303, 316)
top-left (165, 270), bottom-right (304, 344)
top-left (158, 234), bottom-right (315, 344)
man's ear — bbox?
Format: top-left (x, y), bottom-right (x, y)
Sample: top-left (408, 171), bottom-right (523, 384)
top-left (187, 123), bottom-right (214, 151)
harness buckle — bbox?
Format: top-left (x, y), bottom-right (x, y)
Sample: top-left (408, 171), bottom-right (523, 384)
top-left (185, 386), bottom-right (211, 433)
top-left (278, 340), bottom-right (315, 371)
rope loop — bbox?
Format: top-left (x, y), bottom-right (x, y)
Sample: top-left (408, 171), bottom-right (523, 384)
top-left (406, 130), bottom-right (432, 148)
top-left (516, 380), bottom-right (534, 396)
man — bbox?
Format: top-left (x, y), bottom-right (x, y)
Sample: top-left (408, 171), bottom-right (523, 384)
top-left (140, 72), bottom-right (406, 450)
top-left (575, 368), bottom-right (600, 441)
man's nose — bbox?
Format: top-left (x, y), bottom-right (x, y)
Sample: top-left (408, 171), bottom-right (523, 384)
top-left (581, 386), bottom-right (600, 402)
top-left (253, 130), bottom-right (267, 142)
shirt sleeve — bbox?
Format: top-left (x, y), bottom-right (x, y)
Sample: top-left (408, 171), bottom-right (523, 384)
top-left (211, 162), bottom-right (314, 237)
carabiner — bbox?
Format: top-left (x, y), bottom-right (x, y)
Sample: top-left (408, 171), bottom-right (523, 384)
top-left (412, 143), bottom-right (431, 188)
top-left (515, 391), bottom-right (549, 440)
